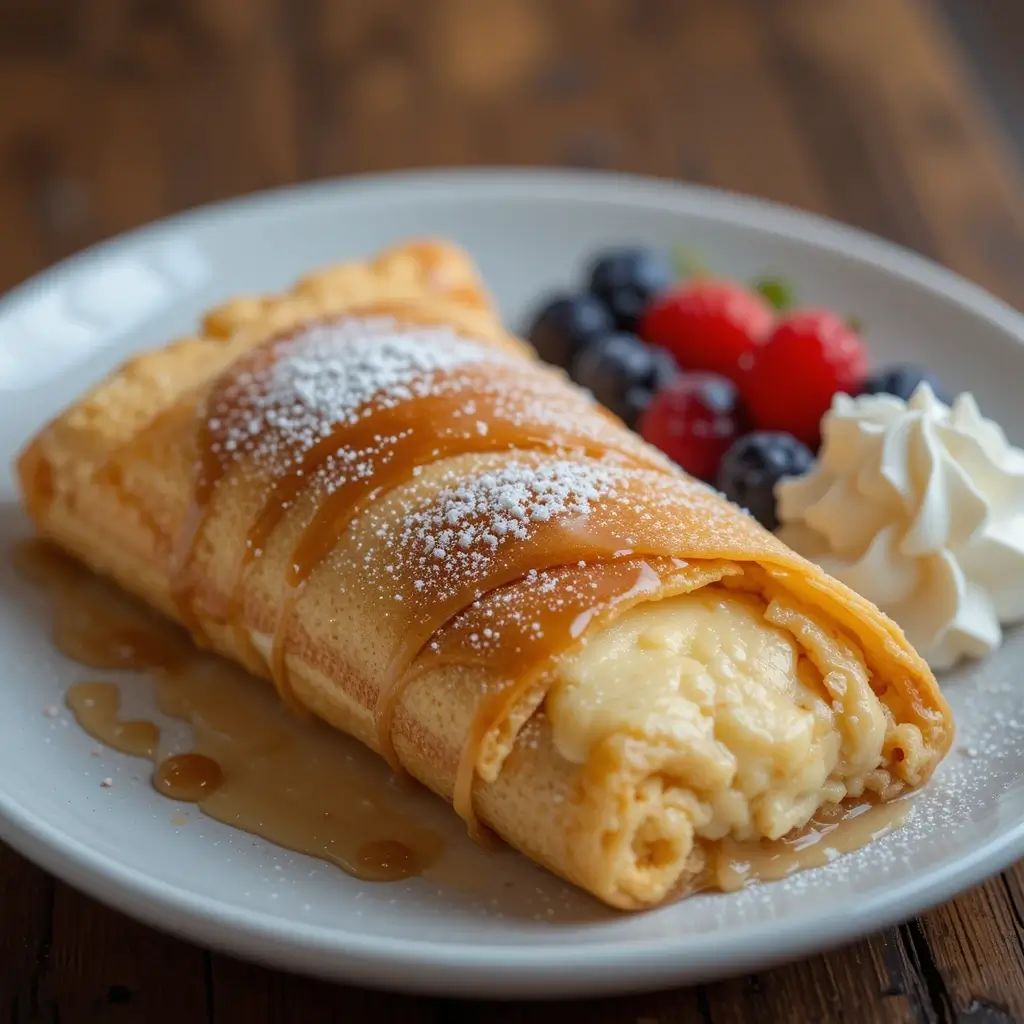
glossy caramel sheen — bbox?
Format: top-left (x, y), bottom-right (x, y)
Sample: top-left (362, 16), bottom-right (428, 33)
top-left (354, 839), bottom-right (425, 882)
top-left (154, 753), bottom-right (224, 801)
top-left (169, 307), bottom-right (682, 767)
top-left (66, 682), bottom-right (159, 758)
top-left (13, 540), bottom-right (186, 672)
top-left (706, 800), bottom-right (912, 891)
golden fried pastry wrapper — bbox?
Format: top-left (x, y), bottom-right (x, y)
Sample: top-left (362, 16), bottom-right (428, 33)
top-left (18, 239), bottom-right (952, 909)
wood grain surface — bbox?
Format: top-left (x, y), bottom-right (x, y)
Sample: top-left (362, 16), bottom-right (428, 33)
top-left (2, 0), bottom-right (1024, 1021)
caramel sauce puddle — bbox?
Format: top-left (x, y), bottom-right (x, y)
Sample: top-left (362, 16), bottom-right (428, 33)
top-left (704, 800), bottom-right (912, 891)
top-left (20, 539), bottom-right (446, 884)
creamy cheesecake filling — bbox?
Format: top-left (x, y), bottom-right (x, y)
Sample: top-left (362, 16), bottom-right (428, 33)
top-left (547, 583), bottom-right (907, 849)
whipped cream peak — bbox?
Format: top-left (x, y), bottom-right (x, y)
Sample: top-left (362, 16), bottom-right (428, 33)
top-left (777, 383), bottom-right (1024, 670)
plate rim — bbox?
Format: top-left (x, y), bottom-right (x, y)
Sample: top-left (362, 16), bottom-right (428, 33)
top-left (3, 167), bottom-right (1023, 998)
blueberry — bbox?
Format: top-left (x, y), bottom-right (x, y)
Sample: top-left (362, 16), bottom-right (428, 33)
top-left (572, 333), bottom-right (679, 427)
top-left (526, 294), bottom-right (615, 369)
top-left (716, 432), bottom-right (815, 531)
top-left (860, 365), bottom-right (950, 404)
top-left (623, 345), bottom-right (680, 426)
top-left (587, 248), bottom-right (675, 331)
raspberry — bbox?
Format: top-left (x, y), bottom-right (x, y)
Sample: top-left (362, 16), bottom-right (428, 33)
top-left (639, 279), bottom-right (774, 381)
top-left (743, 309), bottom-right (868, 447)
top-left (638, 373), bottom-right (743, 482)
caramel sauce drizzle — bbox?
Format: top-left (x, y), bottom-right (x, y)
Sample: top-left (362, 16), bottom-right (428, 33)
top-left (168, 310), bottom-right (670, 768)
top-left (133, 304), bottom-right (865, 848)
top-left (66, 682), bottom-right (160, 758)
top-left (12, 539), bottom-right (187, 672)
top-left (154, 753), bottom-right (224, 801)
top-left (236, 368), bottom-right (657, 707)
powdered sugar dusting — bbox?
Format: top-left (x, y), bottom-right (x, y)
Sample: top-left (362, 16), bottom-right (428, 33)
top-left (206, 316), bottom-right (510, 469)
top-left (341, 454), bottom-right (771, 619)
top-left (365, 460), bottom-right (623, 606)
top-left (202, 315), bottom-right (657, 507)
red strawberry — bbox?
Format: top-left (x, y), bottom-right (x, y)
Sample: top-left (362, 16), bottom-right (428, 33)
top-left (638, 372), bottom-right (744, 482)
top-left (638, 279), bottom-right (774, 381)
top-left (743, 309), bottom-right (869, 447)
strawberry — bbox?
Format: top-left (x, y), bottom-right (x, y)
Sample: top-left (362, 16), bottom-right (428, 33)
top-left (743, 309), bottom-right (869, 447)
top-left (638, 279), bottom-right (774, 381)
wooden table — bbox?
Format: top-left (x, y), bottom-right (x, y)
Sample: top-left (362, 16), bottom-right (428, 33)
top-left (2, 1), bottom-right (1023, 1020)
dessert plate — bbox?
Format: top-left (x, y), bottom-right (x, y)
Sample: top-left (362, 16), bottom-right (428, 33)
top-left (1, 169), bottom-right (1022, 999)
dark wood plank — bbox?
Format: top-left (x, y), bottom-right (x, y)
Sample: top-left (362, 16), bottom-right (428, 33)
top-left (704, 935), bottom-right (916, 1024)
top-left (37, 882), bottom-right (210, 1024)
top-left (443, 984), bottom-right (709, 1024)
top-left (0, 846), bottom-right (55, 1023)
top-left (760, 0), bottom-right (1024, 309)
top-left (208, 952), bottom-right (440, 1024)
top-left (0, 53), bottom-right (73, 288)
top-left (937, 0), bottom-right (1024, 163)
top-left (916, 877), bottom-right (1024, 1022)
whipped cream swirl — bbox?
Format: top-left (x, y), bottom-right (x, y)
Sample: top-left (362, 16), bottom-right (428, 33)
top-left (776, 384), bottom-right (1024, 670)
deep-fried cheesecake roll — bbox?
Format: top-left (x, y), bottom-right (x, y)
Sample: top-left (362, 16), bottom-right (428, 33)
top-left (17, 239), bottom-right (953, 909)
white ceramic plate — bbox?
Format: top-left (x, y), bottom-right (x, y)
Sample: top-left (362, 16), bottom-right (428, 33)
top-left (1, 169), bottom-right (1022, 999)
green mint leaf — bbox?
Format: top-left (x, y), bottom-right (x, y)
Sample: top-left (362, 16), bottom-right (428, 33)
top-left (753, 276), bottom-right (794, 311)
top-left (672, 245), bottom-right (709, 280)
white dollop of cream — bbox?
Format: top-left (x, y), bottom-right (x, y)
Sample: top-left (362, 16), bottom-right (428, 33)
top-left (776, 384), bottom-right (1024, 670)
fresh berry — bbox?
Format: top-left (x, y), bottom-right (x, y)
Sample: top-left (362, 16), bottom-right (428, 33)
top-left (527, 294), bottom-right (615, 369)
top-left (638, 373), bottom-right (743, 482)
top-left (743, 309), bottom-right (869, 447)
top-left (716, 432), bottom-right (815, 531)
top-left (572, 333), bottom-right (678, 427)
top-left (587, 248), bottom-right (675, 331)
top-left (860, 364), bottom-right (950, 404)
top-left (639, 280), bottom-right (774, 380)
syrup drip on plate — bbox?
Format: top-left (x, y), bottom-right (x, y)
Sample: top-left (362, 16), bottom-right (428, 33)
top-left (12, 540), bottom-right (186, 671)
top-left (705, 800), bottom-right (913, 892)
top-left (66, 682), bottom-right (160, 758)
top-left (17, 539), bottom-right (447, 884)
top-left (153, 753), bottom-right (224, 801)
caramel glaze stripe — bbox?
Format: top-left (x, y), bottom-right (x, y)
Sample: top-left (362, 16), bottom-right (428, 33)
top-left (356, 456), bottom-right (773, 777)
top-left (406, 556), bottom-right (739, 833)
top-left (171, 310), bottom-right (672, 724)
top-left (168, 311), bottom-right (527, 655)
top-left (262, 379), bottom-right (666, 711)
